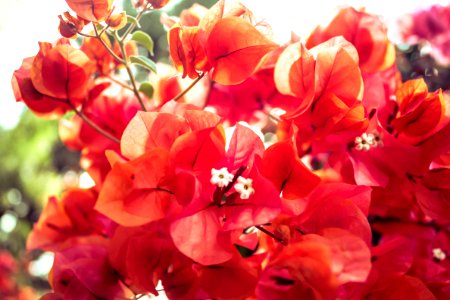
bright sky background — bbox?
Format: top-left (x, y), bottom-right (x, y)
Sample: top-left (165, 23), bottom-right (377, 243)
top-left (0, 0), bottom-right (447, 129)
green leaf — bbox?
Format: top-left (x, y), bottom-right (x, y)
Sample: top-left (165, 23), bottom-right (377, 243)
top-left (95, 23), bottom-right (105, 31)
top-left (131, 31), bottom-right (154, 56)
top-left (127, 15), bottom-right (141, 28)
top-left (139, 82), bottom-right (154, 98)
top-left (130, 55), bottom-right (157, 73)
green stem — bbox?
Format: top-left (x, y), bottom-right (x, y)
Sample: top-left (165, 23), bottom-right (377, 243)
top-left (117, 39), bottom-right (147, 111)
top-left (77, 32), bottom-right (96, 38)
top-left (120, 3), bottom-right (152, 42)
top-left (93, 25), bottom-right (125, 64)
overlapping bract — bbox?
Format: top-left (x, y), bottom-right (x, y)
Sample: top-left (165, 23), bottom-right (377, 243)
top-left (12, 39), bottom-right (94, 118)
top-left (167, 0), bottom-right (278, 85)
top-left (15, 1), bottom-right (450, 299)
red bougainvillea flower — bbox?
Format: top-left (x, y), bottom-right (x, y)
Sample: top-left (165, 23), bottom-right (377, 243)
top-left (44, 237), bottom-right (130, 300)
top-left (261, 142), bottom-right (321, 200)
top-left (273, 42), bottom-right (316, 117)
top-left (204, 68), bottom-right (300, 125)
top-left (168, 124), bottom-right (282, 265)
top-left (367, 221), bottom-right (450, 299)
top-left (12, 56), bottom-right (70, 118)
top-left (0, 250), bottom-right (17, 298)
top-left (273, 36), bottom-right (364, 125)
top-left (108, 222), bottom-right (177, 295)
top-left (59, 79), bottom-right (140, 186)
top-left (26, 188), bottom-right (110, 252)
top-left (120, 107), bottom-right (221, 160)
top-left (12, 39), bottom-right (94, 118)
top-left (273, 37), bottom-right (368, 158)
top-left (415, 168), bottom-right (450, 225)
top-left (256, 229), bottom-right (371, 300)
top-left (80, 35), bottom-right (137, 76)
top-left (306, 6), bottom-right (395, 73)
top-left (292, 182), bottom-right (372, 244)
top-left (31, 40), bottom-right (93, 102)
top-left (399, 5), bottom-right (450, 65)
top-left (65, 0), bottom-right (113, 22)
top-left (391, 78), bottom-right (445, 140)
top-left (168, 0), bottom-right (278, 85)
top-left (95, 147), bottom-right (180, 227)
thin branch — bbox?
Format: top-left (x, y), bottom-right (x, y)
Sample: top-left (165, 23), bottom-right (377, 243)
top-left (69, 104), bottom-right (120, 144)
top-left (77, 31), bottom-right (96, 38)
top-left (99, 24), bottom-right (110, 36)
top-left (93, 25), bottom-right (125, 64)
top-left (118, 41), bottom-right (148, 111)
top-left (172, 72), bottom-right (205, 102)
top-left (121, 3), bottom-right (153, 42)
top-left (106, 75), bottom-right (134, 91)
top-left (255, 225), bottom-right (285, 244)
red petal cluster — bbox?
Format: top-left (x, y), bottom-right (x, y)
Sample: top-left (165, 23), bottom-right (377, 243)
top-left (16, 1), bottom-right (450, 299)
top-left (12, 40), bottom-right (94, 118)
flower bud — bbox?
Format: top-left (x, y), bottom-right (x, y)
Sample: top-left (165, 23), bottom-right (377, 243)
top-left (133, 0), bottom-right (171, 9)
top-left (106, 11), bottom-right (127, 30)
top-left (58, 12), bottom-right (85, 39)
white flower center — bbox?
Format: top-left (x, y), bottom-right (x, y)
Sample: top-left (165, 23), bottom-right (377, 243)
top-left (234, 176), bottom-right (255, 199)
top-left (354, 132), bottom-right (382, 151)
top-left (433, 248), bottom-right (446, 261)
top-left (210, 167), bottom-right (234, 188)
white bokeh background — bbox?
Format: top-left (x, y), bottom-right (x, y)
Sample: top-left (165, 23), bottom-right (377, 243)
top-left (1, 0), bottom-right (446, 129)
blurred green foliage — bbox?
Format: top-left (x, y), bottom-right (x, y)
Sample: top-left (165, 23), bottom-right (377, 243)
top-left (0, 110), bottom-right (80, 293)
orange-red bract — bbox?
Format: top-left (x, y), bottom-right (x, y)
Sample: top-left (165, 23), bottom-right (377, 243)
top-left (168, 25), bottom-right (210, 79)
top-left (311, 92), bottom-right (367, 136)
top-left (274, 42), bottom-right (316, 117)
top-left (205, 17), bottom-right (278, 85)
top-left (12, 57), bottom-right (71, 118)
top-left (257, 229), bottom-right (371, 300)
top-left (310, 37), bottom-right (363, 104)
top-left (392, 79), bottom-right (445, 138)
top-left (196, 254), bottom-right (259, 299)
top-left (121, 109), bottom-right (221, 160)
top-left (121, 112), bottom-right (191, 160)
top-left (26, 188), bottom-right (106, 252)
top-left (95, 148), bottom-right (178, 227)
top-left (65, 0), bottom-right (113, 22)
top-left (306, 7), bottom-right (395, 73)
top-left (48, 237), bottom-right (129, 299)
top-left (108, 223), bottom-right (175, 295)
top-left (31, 41), bottom-right (93, 102)
top-left (416, 168), bottom-right (450, 225)
top-left (168, 0), bottom-right (277, 85)
top-left (170, 207), bottom-right (236, 265)
top-left (261, 142), bottom-right (321, 199)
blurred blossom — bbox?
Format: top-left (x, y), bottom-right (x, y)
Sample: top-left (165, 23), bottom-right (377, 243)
top-left (0, 212), bottom-right (18, 233)
top-left (399, 4), bottom-right (450, 65)
top-left (28, 252), bottom-right (54, 277)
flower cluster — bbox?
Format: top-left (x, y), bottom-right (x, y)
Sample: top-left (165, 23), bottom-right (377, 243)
top-left (10, 0), bottom-right (450, 299)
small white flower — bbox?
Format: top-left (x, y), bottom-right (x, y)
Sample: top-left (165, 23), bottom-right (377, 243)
top-left (354, 132), bottom-right (383, 151)
top-left (234, 176), bottom-right (255, 200)
top-left (354, 133), bottom-right (375, 151)
top-left (432, 248), bottom-right (446, 261)
top-left (210, 167), bottom-right (234, 188)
